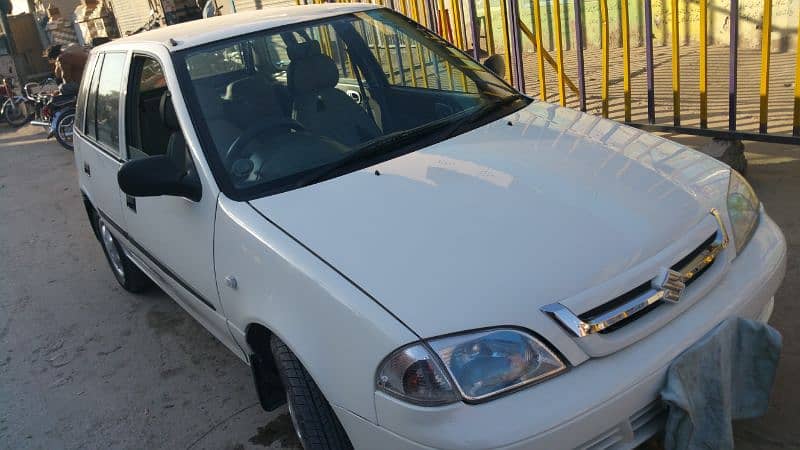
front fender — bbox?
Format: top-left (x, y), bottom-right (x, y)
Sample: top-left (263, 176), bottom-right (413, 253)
top-left (213, 195), bottom-right (417, 423)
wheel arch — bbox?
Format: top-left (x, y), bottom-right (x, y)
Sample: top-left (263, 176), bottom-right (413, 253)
top-left (81, 190), bottom-right (101, 240)
top-left (245, 321), bottom-right (287, 412)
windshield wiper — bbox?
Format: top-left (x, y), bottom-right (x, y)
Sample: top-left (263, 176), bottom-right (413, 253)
top-left (439, 93), bottom-right (528, 139)
top-left (291, 125), bottom-right (447, 188)
top-left (293, 94), bottom-right (528, 188)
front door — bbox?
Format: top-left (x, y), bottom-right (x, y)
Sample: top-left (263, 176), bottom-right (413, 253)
top-left (119, 53), bottom-right (233, 351)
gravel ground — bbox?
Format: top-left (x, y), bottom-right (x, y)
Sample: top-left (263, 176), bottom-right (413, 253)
top-left (0, 124), bottom-right (797, 449)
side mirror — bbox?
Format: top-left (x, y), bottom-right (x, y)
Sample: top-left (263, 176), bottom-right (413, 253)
top-left (483, 54), bottom-right (506, 79)
top-left (118, 155), bottom-right (201, 202)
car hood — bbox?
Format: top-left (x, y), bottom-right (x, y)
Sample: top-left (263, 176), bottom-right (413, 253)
top-left (248, 102), bottom-right (731, 340)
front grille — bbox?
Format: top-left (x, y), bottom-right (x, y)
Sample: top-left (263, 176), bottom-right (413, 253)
top-left (579, 231), bottom-right (718, 333)
top-left (671, 232), bottom-right (718, 287)
top-left (541, 209), bottom-right (730, 338)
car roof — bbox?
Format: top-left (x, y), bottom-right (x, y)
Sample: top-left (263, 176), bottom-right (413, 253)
top-left (93, 3), bottom-right (380, 53)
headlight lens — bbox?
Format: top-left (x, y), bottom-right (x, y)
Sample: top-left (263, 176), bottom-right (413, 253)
top-left (727, 170), bottom-right (760, 254)
top-left (428, 329), bottom-right (567, 401)
top-left (377, 329), bottom-right (567, 405)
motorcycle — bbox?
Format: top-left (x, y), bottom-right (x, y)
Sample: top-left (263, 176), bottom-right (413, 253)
top-left (3, 79), bottom-right (76, 150)
top-left (2, 79), bottom-right (59, 128)
top-left (1, 78), bottom-right (34, 127)
top-left (46, 98), bottom-right (77, 151)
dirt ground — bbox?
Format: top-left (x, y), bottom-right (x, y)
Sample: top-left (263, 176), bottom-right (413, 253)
top-left (0, 123), bottom-right (797, 449)
top-left (0, 125), bottom-right (301, 449)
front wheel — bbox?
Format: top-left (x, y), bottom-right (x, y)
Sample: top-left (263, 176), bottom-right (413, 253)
top-left (3, 98), bottom-right (31, 127)
top-left (96, 215), bottom-right (151, 293)
top-left (270, 336), bottom-right (353, 450)
top-left (54, 108), bottom-right (75, 150)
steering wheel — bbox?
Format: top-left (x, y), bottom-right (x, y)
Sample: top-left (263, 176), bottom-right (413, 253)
top-left (226, 119), bottom-right (307, 163)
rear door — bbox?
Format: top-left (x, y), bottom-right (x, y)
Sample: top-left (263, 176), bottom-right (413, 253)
top-left (75, 51), bottom-right (129, 232)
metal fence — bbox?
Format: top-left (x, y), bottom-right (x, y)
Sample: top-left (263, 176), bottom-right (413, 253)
top-left (293, 0), bottom-right (800, 145)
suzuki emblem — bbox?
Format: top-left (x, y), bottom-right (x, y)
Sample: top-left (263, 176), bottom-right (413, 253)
top-left (653, 269), bottom-right (686, 303)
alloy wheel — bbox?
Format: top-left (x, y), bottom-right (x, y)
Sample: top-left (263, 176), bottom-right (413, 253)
top-left (99, 220), bottom-right (126, 283)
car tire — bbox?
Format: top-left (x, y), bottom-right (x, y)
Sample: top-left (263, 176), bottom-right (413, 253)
top-left (270, 335), bottom-right (353, 450)
top-left (96, 215), bottom-right (151, 293)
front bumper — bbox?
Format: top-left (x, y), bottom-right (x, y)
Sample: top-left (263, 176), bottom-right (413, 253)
top-left (336, 212), bottom-right (787, 450)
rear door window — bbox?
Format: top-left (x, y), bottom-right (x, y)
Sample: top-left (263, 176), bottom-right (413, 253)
top-left (75, 53), bottom-right (98, 132)
top-left (83, 53), bottom-right (103, 140)
top-left (93, 53), bottom-right (127, 152)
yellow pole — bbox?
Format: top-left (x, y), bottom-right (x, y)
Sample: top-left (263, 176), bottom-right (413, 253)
top-left (418, 0), bottom-right (428, 27)
top-left (438, 0), bottom-right (448, 40)
top-left (321, 27), bottom-right (333, 58)
top-left (621, 0), bottom-right (631, 121)
top-left (399, 0), bottom-right (407, 16)
top-left (446, 60), bottom-right (455, 89)
top-left (383, 30), bottom-right (396, 84)
top-left (483, 0), bottom-right (495, 54)
top-left (370, 24), bottom-right (383, 67)
top-left (759, 0), bottom-right (772, 133)
top-left (404, 34), bottom-right (418, 87)
top-left (671, 0), bottom-right (680, 125)
top-left (600, 0), bottom-right (608, 117)
top-left (518, 20), bottom-right (578, 96)
top-left (530, 1), bottom-right (546, 100)
top-left (453, 0), bottom-right (466, 48)
top-left (794, 13), bottom-right (800, 135)
top-left (451, 0), bottom-right (463, 48)
top-left (410, 0), bottom-right (420, 21)
top-left (699, 0), bottom-right (707, 128)
top-left (416, 44), bottom-right (430, 87)
top-left (552, 0), bottom-right (565, 106)
top-left (499, 0), bottom-right (512, 83)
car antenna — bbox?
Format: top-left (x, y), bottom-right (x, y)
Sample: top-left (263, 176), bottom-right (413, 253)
top-left (168, 38), bottom-right (179, 47)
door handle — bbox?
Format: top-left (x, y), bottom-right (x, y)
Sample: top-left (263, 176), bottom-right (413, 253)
top-left (83, 162), bottom-right (91, 177)
top-left (126, 195), bottom-right (136, 212)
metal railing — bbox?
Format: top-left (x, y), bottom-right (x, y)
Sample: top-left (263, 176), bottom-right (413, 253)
top-left (293, 0), bottom-right (800, 145)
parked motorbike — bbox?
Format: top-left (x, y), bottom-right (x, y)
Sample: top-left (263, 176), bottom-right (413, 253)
top-left (46, 99), bottom-right (77, 151)
top-left (2, 79), bottom-right (58, 127)
top-left (1, 78), bottom-right (33, 127)
top-left (2, 79), bottom-right (77, 150)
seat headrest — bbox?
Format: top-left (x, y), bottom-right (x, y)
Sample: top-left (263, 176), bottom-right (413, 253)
top-left (287, 40), bottom-right (321, 60)
top-left (287, 41), bottom-right (339, 94)
top-left (160, 90), bottom-right (179, 131)
top-left (223, 76), bottom-right (274, 102)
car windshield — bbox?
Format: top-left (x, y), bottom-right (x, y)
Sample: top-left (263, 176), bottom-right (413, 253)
top-left (175, 8), bottom-right (529, 199)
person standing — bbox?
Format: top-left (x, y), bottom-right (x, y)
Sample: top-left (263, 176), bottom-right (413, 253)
top-left (45, 44), bottom-right (89, 95)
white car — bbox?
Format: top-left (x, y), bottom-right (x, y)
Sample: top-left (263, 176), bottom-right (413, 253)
top-left (74, 4), bottom-right (786, 449)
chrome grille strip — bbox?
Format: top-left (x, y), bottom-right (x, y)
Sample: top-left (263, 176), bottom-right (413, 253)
top-left (542, 209), bottom-right (729, 338)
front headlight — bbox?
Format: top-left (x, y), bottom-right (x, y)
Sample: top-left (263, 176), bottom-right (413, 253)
top-left (727, 170), bottom-right (760, 254)
top-left (377, 329), bottom-right (567, 405)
